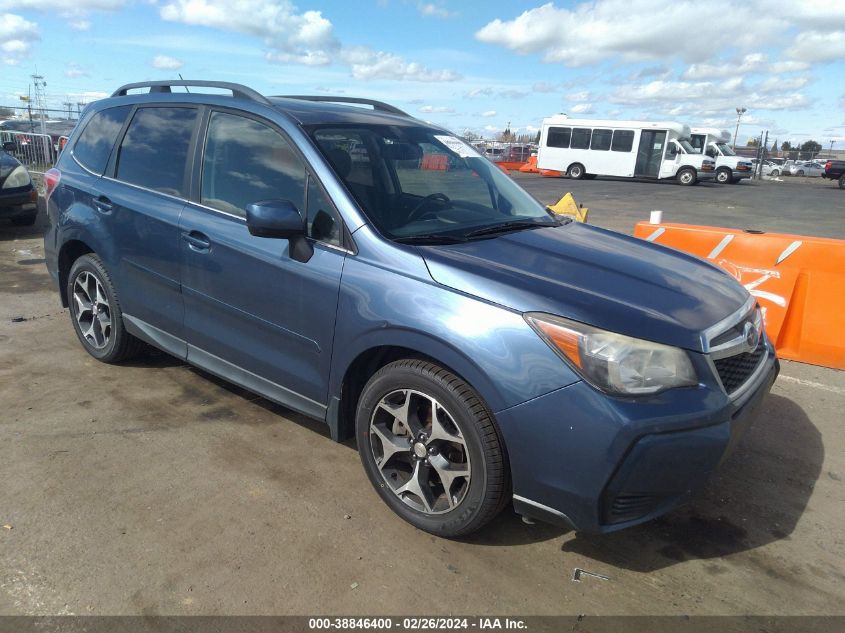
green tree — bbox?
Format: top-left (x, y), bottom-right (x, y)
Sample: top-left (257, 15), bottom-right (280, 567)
top-left (800, 140), bottom-right (822, 156)
top-left (771, 140), bottom-right (778, 153)
top-left (746, 137), bottom-right (759, 147)
top-left (781, 141), bottom-right (792, 151)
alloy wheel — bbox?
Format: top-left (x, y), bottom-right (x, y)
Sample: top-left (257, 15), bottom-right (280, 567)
top-left (369, 389), bottom-right (471, 515)
top-left (72, 271), bottom-right (112, 349)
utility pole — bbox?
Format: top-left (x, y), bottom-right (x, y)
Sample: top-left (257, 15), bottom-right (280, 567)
top-left (733, 107), bottom-right (746, 150)
top-left (756, 130), bottom-right (768, 180)
top-left (830, 140), bottom-right (835, 159)
top-left (62, 100), bottom-right (73, 120)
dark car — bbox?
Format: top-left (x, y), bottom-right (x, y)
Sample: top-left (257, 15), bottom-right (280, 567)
top-left (823, 160), bottom-right (845, 188)
top-left (0, 141), bottom-right (38, 225)
top-left (44, 81), bottom-right (778, 537)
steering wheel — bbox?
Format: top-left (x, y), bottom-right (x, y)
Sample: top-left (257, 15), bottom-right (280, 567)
top-left (406, 193), bottom-right (451, 223)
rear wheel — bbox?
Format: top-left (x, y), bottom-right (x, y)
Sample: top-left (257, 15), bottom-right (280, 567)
top-left (567, 163), bottom-right (585, 179)
top-left (839, 174), bottom-right (845, 189)
top-left (771, 169), bottom-right (780, 177)
top-left (356, 359), bottom-right (509, 537)
top-left (67, 254), bottom-right (143, 363)
top-left (715, 168), bottom-right (733, 184)
top-left (797, 170), bottom-right (805, 176)
top-left (676, 168), bottom-right (696, 186)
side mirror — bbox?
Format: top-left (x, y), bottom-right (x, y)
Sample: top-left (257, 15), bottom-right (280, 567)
top-left (245, 199), bottom-right (304, 239)
top-left (2, 141), bottom-right (16, 152)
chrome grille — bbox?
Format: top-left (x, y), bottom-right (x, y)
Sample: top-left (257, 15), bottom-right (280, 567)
top-left (713, 343), bottom-right (765, 394)
top-left (706, 302), bottom-right (766, 396)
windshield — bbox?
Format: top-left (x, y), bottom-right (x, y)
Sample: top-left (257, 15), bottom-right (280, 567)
top-left (715, 142), bottom-right (736, 156)
top-left (677, 139), bottom-right (696, 154)
top-left (308, 124), bottom-right (558, 242)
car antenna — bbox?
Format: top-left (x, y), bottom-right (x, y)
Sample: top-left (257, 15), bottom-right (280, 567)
top-left (179, 74), bottom-right (190, 93)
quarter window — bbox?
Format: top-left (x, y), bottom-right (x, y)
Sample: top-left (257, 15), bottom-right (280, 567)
top-left (570, 128), bottom-right (592, 150)
top-left (547, 127), bottom-right (571, 148)
top-left (611, 130), bottom-right (635, 152)
top-left (72, 105), bottom-right (131, 174)
top-left (116, 107), bottom-right (197, 196)
top-left (590, 129), bottom-right (612, 151)
top-left (201, 112), bottom-right (306, 218)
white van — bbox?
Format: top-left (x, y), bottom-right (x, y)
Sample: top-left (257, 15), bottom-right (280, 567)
top-left (537, 115), bottom-right (716, 185)
top-left (689, 128), bottom-right (754, 184)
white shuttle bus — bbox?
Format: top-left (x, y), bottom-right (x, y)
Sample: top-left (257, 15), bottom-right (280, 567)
top-left (537, 115), bottom-right (716, 185)
top-left (689, 127), bottom-right (754, 184)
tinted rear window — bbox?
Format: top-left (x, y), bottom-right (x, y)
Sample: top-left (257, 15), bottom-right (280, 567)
top-left (116, 107), bottom-right (198, 196)
top-left (72, 106), bottom-right (131, 174)
top-left (547, 127), bottom-right (571, 148)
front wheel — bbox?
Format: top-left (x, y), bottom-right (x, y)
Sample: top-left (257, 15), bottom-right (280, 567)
top-left (797, 170), bottom-right (805, 177)
top-left (567, 163), bottom-right (585, 179)
top-left (676, 168), bottom-right (696, 186)
top-left (715, 169), bottom-right (732, 184)
top-left (67, 254), bottom-right (143, 363)
top-left (771, 169), bottom-right (780, 177)
top-left (356, 359), bottom-right (509, 537)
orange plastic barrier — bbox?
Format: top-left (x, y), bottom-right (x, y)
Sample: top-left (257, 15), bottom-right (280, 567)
top-left (421, 154), bottom-right (448, 171)
top-left (633, 222), bottom-right (845, 370)
top-left (540, 169), bottom-right (562, 177)
top-left (520, 156), bottom-right (540, 173)
top-left (497, 161), bottom-right (528, 171)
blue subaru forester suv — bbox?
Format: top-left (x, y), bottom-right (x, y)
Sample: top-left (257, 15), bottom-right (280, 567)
top-left (44, 81), bottom-right (778, 537)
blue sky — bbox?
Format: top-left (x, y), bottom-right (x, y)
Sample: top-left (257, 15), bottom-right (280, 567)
top-left (1, 0), bottom-right (844, 147)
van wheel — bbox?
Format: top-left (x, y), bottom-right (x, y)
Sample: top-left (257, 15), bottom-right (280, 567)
top-left (356, 359), bottom-right (509, 537)
top-left (715, 168), bottom-right (732, 184)
top-left (67, 254), bottom-right (143, 363)
top-left (567, 163), bottom-right (585, 179)
top-left (677, 168), bottom-right (696, 186)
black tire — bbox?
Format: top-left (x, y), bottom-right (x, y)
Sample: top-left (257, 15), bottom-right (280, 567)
top-left (797, 170), bottom-right (804, 177)
top-left (356, 359), bottom-right (509, 537)
top-left (567, 163), bottom-right (585, 179)
top-left (676, 168), bottom-right (696, 186)
top-left (10, 211), bottom-right (37, 226)
top-left (771, 169), bottom-right (780, 177)
top-left (839, 174), bottom-right (845, 189)
top-left (67, 254), bottom-right (143, 363)
top-left (715, 168), bottom-right (733, 184)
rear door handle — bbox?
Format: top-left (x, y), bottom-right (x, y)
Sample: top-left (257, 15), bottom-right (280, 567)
top-left (93, 196), bottom-right (113, 214)
top-left (182, 230), bottom-right (211, 252)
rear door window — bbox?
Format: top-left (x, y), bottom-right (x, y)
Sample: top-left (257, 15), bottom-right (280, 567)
top-left (72, 105), bottom-right (132, 174)
top-left (115, 107), bottom-right (198, 196)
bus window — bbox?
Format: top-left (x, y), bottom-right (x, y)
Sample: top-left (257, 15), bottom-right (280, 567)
top-left (689, 135), bottom-right (705, 153)
top-left (591, 129), bottom-right (612, 151)
top-left (547, 127), bottom-right (571, 148)
top-left (611, 130), bottom-right (634, 152)
top-left (571, 128), bottom-right (591, 149)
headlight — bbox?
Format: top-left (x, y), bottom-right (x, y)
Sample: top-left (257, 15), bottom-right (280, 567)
top-left (2, 165), bottom-right (31, 189)
top-left (525, 313), bottom-right (698, 396)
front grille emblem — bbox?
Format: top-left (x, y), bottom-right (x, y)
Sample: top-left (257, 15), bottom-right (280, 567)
top-left (743, 321), bottom-right (760, 351)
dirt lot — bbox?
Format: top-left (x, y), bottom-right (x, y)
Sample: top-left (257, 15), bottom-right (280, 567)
top-left (1, 176), bottom-right (843, 616)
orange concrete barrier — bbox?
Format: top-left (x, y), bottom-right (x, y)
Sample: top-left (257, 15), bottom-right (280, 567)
top-left (421, 154), bottom-right (448, 171)
top-left (633, 222), bottom-right (845, 370)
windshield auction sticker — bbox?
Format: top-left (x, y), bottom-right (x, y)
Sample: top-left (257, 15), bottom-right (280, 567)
top-left (434, 135), bottom-right (478, 158)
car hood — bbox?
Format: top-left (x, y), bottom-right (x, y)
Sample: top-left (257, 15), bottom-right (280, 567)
top-left (420, 222), bottom-right (749, 352)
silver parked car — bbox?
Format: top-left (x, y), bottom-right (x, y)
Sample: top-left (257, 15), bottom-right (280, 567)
top-left (788, 162), bottom-right (825, 177)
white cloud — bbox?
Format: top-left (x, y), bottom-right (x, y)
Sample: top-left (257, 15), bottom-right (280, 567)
top-left (151, 54), bottom-right (184, 70)
top-left (483, 124), bottom-right (500, 132)
top-left (158, 0), bottom-right (460, 80)
top-left (0, 0), bottom-right (125, 9)
top-left (418, 2), bottom-right (453, 18)
top-left (0, 12), bottom-right (38, 65)
top-left (566, 90), bottom-right (591, 102)
top-left (342, 47), bottom-right (461, 81)
top-left (64, 62), bottom-right (90, 78)
top-left (532, 81), bottom-right (557, 92)
top-left (682, 53), bottom-right (768, 80)
top-left (481, 110), bottom-right (496, 117)
top-left (476, 1), bottom-right (783, 67)
top-left (757, 75), bottom-right (810, 93)
top-left (786, 31), bottom-right (845, 63)
top-left (69, 18), bottom-right (91, 30)
top-left (419, 104), bottom-right (454, 113)
top-left (571, 103), bottom-right (593, 114)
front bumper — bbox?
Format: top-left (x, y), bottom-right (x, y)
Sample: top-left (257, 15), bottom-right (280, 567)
top-left (499, 339), bottom-right (778, 533)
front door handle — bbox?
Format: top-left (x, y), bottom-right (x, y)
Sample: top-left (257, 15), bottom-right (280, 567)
top-left (182, 230), bottom-right (211, 252)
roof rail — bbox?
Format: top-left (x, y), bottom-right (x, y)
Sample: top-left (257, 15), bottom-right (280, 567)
top-left (274, 95), bottom-right (409, 117)
top-left (111, 81), bottom-right (271, 106)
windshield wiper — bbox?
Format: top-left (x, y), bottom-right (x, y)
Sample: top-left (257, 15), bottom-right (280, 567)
top-left (393, 234), bottom-right (468, 245)
top-left (463, 220), bottom-right (560, 239)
